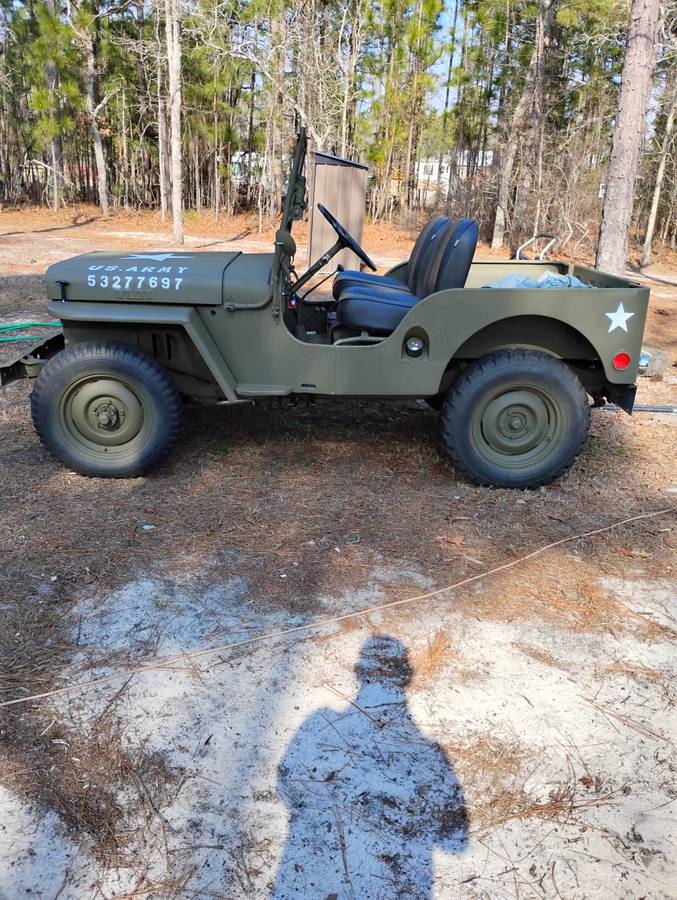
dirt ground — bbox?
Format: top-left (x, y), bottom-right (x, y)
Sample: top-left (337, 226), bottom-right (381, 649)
top-left (0, 207), bottom-right (676, 899)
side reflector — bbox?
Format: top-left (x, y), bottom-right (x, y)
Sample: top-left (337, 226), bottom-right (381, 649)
top-left (612, 352), bottom-right (631, 370)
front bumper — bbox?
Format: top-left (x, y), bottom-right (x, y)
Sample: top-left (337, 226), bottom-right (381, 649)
top-left (0, 332), bottom-right (65, 388)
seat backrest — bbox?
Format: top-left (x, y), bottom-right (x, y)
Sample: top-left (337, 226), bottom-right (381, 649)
top-left (413, 218), bottom-right (457, 298)
top-left (434, 219), bottom-right (479, 292)
top-left (406, 215), bottom-right (450, 292)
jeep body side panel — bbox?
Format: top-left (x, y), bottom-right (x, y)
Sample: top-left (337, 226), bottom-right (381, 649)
top-left (195, 263), bottom-right (647, 396)
top-left (49, 256), bottom-right (648, 401)
top-left (221, 253), bottom-right (274, 309)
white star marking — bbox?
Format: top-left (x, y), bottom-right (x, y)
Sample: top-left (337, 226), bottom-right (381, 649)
top-left (605, 301), bottom-right (634, 333)
top-left (120, 253), bottom-right (194, 261)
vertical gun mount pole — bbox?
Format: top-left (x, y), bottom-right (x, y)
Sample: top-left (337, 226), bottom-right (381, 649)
top-left (272, 129), bottom-right (308, 319)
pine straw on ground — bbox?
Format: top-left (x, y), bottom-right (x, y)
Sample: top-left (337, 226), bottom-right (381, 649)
top-left (1, 390), bottom-right (675, 609)
top-left (0, 599), bottom-right (178, 869)
top-left (439, 730), bottom-right (627, 838)
top-left (1, 504), bottom-right (672, 868)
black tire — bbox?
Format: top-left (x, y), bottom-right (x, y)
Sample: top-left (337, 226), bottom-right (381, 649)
top-left (441, 349), bottom-right (590, 488)
top-left (31, 341), bottom-right (181, 478)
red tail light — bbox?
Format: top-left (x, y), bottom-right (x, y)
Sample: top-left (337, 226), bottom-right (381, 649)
top-left (612, 352), bottom-right (631, 370)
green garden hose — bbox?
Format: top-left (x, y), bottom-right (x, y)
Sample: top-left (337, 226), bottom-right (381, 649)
top-left (0, 321), bottom-right (61, 342)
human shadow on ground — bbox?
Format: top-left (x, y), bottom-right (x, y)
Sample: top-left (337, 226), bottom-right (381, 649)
top-left (272, 634), bottom-right (468, 899)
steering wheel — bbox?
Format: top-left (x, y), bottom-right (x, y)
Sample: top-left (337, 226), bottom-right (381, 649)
top-left (317, 203), bottom-right (377, 271)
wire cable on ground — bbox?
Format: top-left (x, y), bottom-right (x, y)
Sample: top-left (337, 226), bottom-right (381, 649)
top-left (1, 506), bottom-right (674, 710)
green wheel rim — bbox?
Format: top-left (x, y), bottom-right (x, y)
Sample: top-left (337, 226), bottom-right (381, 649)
top-left (58, 373), bottom-right (156, 463)
top-left (471, 385), bottom-right (565, 470)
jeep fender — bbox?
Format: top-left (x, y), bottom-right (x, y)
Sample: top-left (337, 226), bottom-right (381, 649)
top-left (48, 300), bottom-right (239, 401)
top-left (392, 285), bottom-right (649, 388)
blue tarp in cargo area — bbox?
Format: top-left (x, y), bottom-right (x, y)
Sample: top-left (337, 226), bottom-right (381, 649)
top-left (484, 272), bottom-right (591, 290)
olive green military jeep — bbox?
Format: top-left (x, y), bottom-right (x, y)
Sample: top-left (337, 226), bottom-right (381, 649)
top-left (1, 130), bottom-right (649, 487)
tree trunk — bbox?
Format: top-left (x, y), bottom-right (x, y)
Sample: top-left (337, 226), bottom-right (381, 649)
top-left (119, 91), bottom-right (128, 207)
top-left (268, 13), bottom-right (285, 218)
top-left (214, 138), bottom-right (221, 221)
top-left (81, 21), bottom-right (109, 217)
top-left (194, 140), bottom-right (201, 213)
top-left (490, 124), bottom-right (522, 248)
top-left (435, 2), bottom-right (457, 203)
top-left (49, 141), bottom-right (60, 212)
top-left (640, 74), bottom-right (677, 268)
top-left (660, 204), bottom-right (673, 245)
top-left (165, 0), bottom-right (183, 244)
top-left (511, 1), bottom-right (553, 248)
top-left (339, 4), bottom-right (362, 158)
top-left (246, 68), bottom-right (255, 207)
top-left (596, 0), bottom-right (661, 274)
top-left (156, 26), bottom-right (169, 222)
top-left (45, 0), bottom-right (62, 213)
top-left (491, 1), bottom-right (555, 249)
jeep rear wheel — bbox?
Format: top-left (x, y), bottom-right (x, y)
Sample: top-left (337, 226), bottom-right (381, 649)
top-left (31, 341), bottom-right (181, 478)
top-left (441, 349), bottom-right (590, 488)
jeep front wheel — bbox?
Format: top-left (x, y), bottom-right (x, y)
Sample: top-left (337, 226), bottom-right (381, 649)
top-left (441, 349), bottom-right (590, 488)
top-left (31, 341), bottom-right (181, 477)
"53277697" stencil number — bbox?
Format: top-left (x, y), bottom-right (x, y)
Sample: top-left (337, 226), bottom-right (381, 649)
top-left (87, 274), bottom-right (184, 291)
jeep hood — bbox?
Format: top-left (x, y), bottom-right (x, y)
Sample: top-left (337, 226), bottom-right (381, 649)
top-left (46, 250), bottom-right (242, 305)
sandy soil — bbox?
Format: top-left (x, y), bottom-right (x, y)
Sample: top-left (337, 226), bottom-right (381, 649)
top-left (0, 208), bottom-right (675, 899)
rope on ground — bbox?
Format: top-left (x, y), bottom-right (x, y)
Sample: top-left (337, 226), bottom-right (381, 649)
top-left (1, 506), bottom-right (674, 710)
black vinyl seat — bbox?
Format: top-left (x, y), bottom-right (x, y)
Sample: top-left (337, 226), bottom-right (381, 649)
top-left (335, 289), bottom-right (420, 334)
top-left (332, 215), bottom-right (450, 301)
top-left (336, 218), bottom-right (456, 333)
top-left (337, 218), bottom-right (478, 335)
top-left (332, 271), bottom-right (407, 297)
top-left (335, 218), bottom-right (454, 333)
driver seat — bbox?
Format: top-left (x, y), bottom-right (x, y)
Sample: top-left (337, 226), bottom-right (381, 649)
top-left (336, 218), bottom-right (478, 335)
top-left (332, 215), bottom-right (450, 300)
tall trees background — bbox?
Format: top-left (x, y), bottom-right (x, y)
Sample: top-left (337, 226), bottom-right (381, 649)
top-left (0, 0), bottom-right (675, 262)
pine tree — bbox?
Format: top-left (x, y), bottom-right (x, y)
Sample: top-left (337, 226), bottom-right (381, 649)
top-left (597, 0), bottom-right (662, 274)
